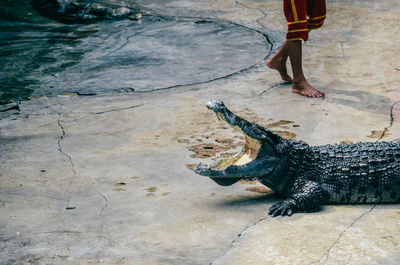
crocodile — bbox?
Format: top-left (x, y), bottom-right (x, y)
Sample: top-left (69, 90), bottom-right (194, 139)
top-left (193, 100), bottom-right (400, 216)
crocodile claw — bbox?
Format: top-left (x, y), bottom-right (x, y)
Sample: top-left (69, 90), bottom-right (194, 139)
top-left (269, 201), bottom-right (294, 217)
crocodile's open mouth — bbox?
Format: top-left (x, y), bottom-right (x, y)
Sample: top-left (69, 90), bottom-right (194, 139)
top-left (193, 100), bottom-right (279, 186)
top-left (206, 120), bottom-right (261, 171)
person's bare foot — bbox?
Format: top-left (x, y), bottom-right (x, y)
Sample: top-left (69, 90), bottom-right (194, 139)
top-left (292, 80), bottom-right (325, 98)
top-left (266, 57), bottom-right (292, 82)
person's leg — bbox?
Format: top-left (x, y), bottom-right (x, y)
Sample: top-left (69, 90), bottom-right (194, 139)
top-left (267, 0), bottom-right (325, 97)
top-left (266, 0), bottom-right (307, 83)
top-left (286, 40), bottom-right (324, 98)
top-left (266, 42), bottom-right (292, 82)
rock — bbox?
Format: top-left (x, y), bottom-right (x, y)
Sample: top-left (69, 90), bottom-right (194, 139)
top-left (129, 12), bottom-right (143, 21)
top-left (88, 3), bottom-right (108, 17)
top-left (109, 7), bottom-right (132, 18)
top-left (31, 0), bottom-right (143, 23)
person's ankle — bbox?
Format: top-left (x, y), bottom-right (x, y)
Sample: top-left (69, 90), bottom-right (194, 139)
top-left (292, 78), bottom-right (306, 85)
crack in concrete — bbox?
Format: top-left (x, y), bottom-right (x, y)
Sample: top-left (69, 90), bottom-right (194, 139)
top-left (259, 82), bottom-right (291, 96)
top-left (263, 33), bottom-right (275, 58)
top-left (0, 103), bottom-right (21, 121)
top-left (0, 105), bottom-right (20, 113)
top-left (376, 101), bottom-right (400, 142)
top-left (33, 230), bottom-right (82, 235)
top-left (94, 188), bottom-right (109, 216)
top-left (91, 104), bottom-right (144, 115)
top-left (56, 114), bottom-right (109, 217)
top-left (235, 1), bottom-right (267, 30)
top-left (57, 115), bottom-right (77, 183)
top-left (148, 59), bottom-right (266, 92)
top-left (386, 59), bottom-right (400, 71)
top-left (259, 83), bottom-right (280, 96)
top-left (234, 1), bottom-right (275, 60)
top-left (314, 204), bottom-right (376, 265)
top-left (24, 102), bottom-right (144, 118)
top-left (0, 191), bottom-right (68, 201)
top-left (1, 230), bottom-right (82, 242)
top-left (339, 42), bottom-right (346, 61)
top-left (210, 215), bottom-right (269, 265)
top-left (57, 116), bottom-right (109, 217)
top-left (229, 215), bottom-right (269, 247)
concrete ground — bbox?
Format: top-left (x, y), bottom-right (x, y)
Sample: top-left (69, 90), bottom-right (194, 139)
top-left (1, 0), bottom-right (400, 264)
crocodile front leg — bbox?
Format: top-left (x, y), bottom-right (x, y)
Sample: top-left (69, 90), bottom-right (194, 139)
top-left (269, 181), bottom-right (329, 217)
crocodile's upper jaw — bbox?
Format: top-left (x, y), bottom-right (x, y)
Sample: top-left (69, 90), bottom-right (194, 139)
top-left (203, 100), bottom-right (262, 170)
top-left (193, 100), bottom-right (279, 186)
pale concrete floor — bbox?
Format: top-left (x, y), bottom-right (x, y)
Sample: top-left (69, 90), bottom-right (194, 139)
top-left (1, 0), bottom-right (400, 264)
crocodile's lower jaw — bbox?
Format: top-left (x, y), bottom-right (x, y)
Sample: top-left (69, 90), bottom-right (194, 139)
top-left (197, 131), bottom-right (262, 186)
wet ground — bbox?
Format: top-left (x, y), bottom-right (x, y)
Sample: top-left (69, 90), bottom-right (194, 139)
top-left (0, 0), bottom-right (269, 104)
top-left (1, 0), bottom-right (400, 264)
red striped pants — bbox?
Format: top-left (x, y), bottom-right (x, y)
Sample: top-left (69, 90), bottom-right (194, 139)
top-left (284, 0), bottom-right (326, 41)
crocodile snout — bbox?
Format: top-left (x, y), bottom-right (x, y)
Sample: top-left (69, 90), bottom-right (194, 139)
top-left (206, 99), bottom-right (225, 112)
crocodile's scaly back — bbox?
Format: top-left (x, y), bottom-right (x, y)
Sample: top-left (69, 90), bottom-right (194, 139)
top-left (305, 141), bottom-right (400, 203)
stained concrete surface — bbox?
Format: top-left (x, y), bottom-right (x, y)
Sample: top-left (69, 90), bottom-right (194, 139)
top-left (1, 0), bottom-right (400, 264)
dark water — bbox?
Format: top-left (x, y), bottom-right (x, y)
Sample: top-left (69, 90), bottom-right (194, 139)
top-left (0, 20), bottom-right (97, 104)
top-left (0, 0), bottom-right (269, 105)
